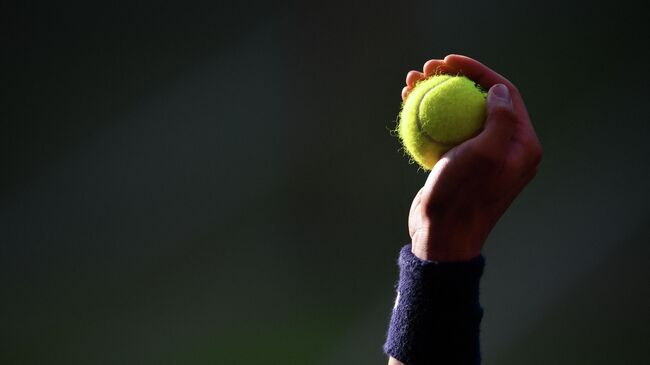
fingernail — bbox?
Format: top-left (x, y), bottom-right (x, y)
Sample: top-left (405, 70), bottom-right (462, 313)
top-left (492, 84), bottom-right (510, 101)
top-left (489, 84), bottom-right (513, 109)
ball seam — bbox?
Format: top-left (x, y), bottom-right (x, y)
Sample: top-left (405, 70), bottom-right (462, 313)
top-left (415, 77), bottom-right (456, 147)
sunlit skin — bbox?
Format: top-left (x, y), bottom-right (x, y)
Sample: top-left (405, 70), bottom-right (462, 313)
top-left (388, 55), bottom-right (542, 365)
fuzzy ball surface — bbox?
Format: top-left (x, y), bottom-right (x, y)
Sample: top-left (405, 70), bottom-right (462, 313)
top-left (398, 75), bottom-right (487, 170)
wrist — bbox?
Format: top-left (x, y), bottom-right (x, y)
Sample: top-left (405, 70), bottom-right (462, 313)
top-left (411, 229), bottom-right (483, 262)
top-left (411, 244), bottom-right (481, 262)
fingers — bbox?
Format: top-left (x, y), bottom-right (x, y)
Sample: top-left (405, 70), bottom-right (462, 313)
top-left (444, 54), bottom-right (539, 145)
top-left (461, 81), bottom-right (543, 184)
top-left (401, 86), bottom-right (409, 101)
top-left (402, 55), bottom-right (536, 152)
top-left (463, 84), bottom-right (517, 163)
top-left (406, 70), bottom-right (424, 88)
top-left (403, 71), bottom-right (425, 101)
top-left (483, 84), bottom-right (517, 146)
top-left (402, 59), bottom-right (458, 101)
top-left (423, 59), bottom-right (456, 77)
top-left (444, 54), bottom-right (527, 115)
top-left (443, 54), bottom-right (515, 91)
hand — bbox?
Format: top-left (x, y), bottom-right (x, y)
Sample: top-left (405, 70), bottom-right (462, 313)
top-left (404, 55), bottom-right (542, 262)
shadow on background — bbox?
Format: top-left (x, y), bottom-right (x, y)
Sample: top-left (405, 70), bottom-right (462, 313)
top-left (2, 0), bottom-right (648, 364)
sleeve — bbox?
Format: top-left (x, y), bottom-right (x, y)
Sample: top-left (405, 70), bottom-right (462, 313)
top-left (383, 244), bottom-right (485, 365)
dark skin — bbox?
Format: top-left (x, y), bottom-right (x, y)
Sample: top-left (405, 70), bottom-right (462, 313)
top-left (388, 55), bottom-right (542, 365)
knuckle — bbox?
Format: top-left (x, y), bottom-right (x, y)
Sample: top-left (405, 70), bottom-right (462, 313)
top-left (487, 108), bottom-right (517, 130)
top-left (489, 105), bottom-right (515, 119)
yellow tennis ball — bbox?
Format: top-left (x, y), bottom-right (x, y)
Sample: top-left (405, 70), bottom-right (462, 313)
top-left (397, 74), bottom-right (487, 170)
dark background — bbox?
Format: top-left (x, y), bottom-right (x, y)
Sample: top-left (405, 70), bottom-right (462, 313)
top-left (2, 0), bottom-right (648, 364)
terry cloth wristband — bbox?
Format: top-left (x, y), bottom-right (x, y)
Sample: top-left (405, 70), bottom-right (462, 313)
top-left (384, 244), bottom-right (485, 365)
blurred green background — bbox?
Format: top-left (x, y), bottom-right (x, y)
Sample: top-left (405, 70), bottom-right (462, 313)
top-left (2, 0), bottom-right (648, 364)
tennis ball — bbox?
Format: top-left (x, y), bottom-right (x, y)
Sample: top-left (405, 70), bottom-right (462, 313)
top-left (397, 74), bottom-right (487, 170)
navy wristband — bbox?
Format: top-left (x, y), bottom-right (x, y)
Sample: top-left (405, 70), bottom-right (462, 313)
top-left (384, 244), bottom-right (485, 365)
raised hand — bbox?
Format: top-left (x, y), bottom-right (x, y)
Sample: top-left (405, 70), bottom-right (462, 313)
top-left (404, 55), bottom-right (542, 262)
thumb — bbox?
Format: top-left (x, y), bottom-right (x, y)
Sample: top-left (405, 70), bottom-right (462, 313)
top-left (476, 84), bottom-right (517, 148)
